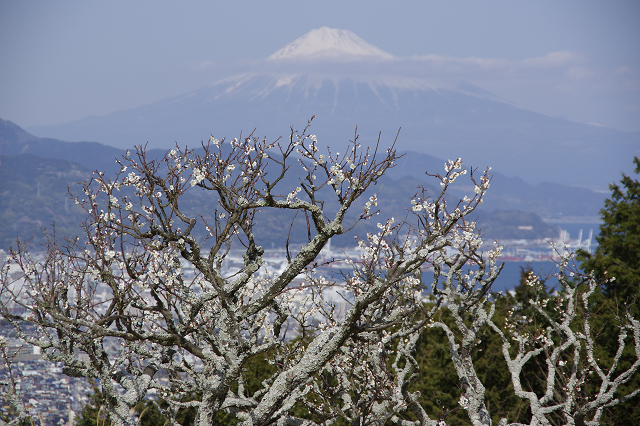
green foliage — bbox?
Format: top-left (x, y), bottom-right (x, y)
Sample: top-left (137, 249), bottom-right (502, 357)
top-left (76, 383), bottom-right (195, 426)
top-left (135, 400), bottom-right (169, 426)
top-left (0, 409), bottom-right (31, 426)
top-left (408, 264), bottom-right (640, 425)
top-left (409, 312), bottom-right (469, 425)
top-left (408, 268), bottom-right (544, 425)
top-left (75, 351), bottom-right (279, 426)
top-left (76, 384), bottom-right (112, 426)
top-left (576, 157), bottom-right (640, 424)
top-left (211, 351), bottom-right (279, 426)
top-left (577, 157), bottom-right (640, 307)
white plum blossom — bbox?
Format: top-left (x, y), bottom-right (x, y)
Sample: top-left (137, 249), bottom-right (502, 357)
top-left (190, 166), bottom-right (206, 187)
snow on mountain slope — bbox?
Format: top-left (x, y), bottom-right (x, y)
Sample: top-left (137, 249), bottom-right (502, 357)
top-left (268, 27), bottom-right (394, 60)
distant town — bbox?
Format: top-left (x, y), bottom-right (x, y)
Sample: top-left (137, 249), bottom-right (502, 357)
top-left (0, 224), bottom-right (595, 424)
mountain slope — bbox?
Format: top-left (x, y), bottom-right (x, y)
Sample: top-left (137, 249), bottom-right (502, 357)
top-left (0, 153), bottom-right (90, 250)
top-left (1, 118), bottom-right (166, 175)
top-left (28, 71), bottom-right (637, 190)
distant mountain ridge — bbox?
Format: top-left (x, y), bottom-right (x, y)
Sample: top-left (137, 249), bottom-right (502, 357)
top-left (1, 118), bottom-right (166, 175)
top-left (0, 118), bottom-right (605, 250)
top-left (388, 151), bottom-right (604, 221)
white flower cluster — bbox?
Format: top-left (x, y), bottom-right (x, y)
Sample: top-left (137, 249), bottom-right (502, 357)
top-left (411, 199), bottom-right (437, 215)
top-left (286, 186), bottom-right (302, 204)
top-left (474, 170), bottom-right (491, 194)
top-left (99, 209), bottom-right (117, 223)
top-left (444, 158), bottom-right (463, 173)
top-left (120, 170), bottom-right (154, 197)
top-left (357, 218), bottom-right (395, 264)
top-left (329, 163), bottom-right (346, 185)
top-left (167, 148), bottom-right (186, 171)
top-left (124, 171), bottom-right (142, 186)
top-left (145, 249), bottom-right (182, 289)
top-left (486, 241), bottom-right (503, 265)
top-left (449, 224), bottom-right (483, 252)
top-left (190, 166), bottom-right (207, 187)
top-left (441, 158), bottom-right (467, 187)
top-left (534, 331), bottom-right (554, 347)
top-left (363, 194), bottom-right (378, 215)
top-left (525, 270), bottom-right (540, 287)
top-left (104, 250), bottom-right (117, 261)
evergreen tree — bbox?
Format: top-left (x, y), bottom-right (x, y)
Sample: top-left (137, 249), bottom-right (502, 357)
top-left (574, 157), bottom-right (640, 424)
top-left (577, 157), bottom-right (640, 307)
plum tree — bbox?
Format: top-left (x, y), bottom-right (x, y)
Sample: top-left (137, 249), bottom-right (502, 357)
top-left (1, 123), bottom-right (638, 426)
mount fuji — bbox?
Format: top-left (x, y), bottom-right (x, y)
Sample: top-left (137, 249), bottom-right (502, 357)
top-left (28, 27), bottom-right (639, 190)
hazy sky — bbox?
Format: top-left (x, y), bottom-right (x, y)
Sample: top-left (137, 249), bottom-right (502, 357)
top-left (1, 0), bottom-right (639, 131)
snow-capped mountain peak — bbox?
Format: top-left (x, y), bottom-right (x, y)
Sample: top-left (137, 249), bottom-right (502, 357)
top-left (268, 27), bottom-right (394, 61)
